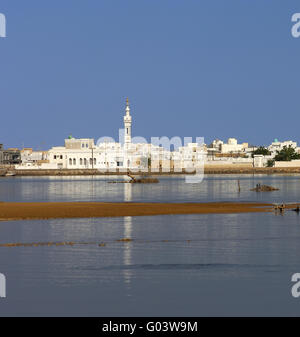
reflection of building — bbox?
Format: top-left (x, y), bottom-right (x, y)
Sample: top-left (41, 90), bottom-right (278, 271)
top-left (124, 182), bottom-right (132, 202)
top-left (123, 216), bottom-right (133, 285)
top-left (0, 144), bottom-right (21, 165)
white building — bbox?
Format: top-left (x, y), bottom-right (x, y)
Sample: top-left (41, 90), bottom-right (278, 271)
top-left (177, 143), bottom-right (207, 169)
top-left (209, 139), bottom-right (223, 152)
top-left (208, 138), bottom-right (249, 155)
top-left (220, 138), bottom-right (248, 154)
top-left (268, 140), bottom-right (298, 157)
top-left (43, 98), bottom-right (151, 171)
top-left (20, 148), bottom-right (48, 164)
top-left (48, 138), bottom-right (97, 169)
top-left (15, 98), bottom-right (207, 172)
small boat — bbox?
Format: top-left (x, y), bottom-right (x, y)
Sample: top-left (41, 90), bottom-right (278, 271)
top-left (5, 171), bottom-right (16, 177)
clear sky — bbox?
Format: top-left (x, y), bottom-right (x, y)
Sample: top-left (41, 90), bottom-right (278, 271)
top-left (0, 0), bottom-right (299, 149)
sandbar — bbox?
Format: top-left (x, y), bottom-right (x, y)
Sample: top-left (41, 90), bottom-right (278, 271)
top-left (0, 201), bottom-right (278, 221)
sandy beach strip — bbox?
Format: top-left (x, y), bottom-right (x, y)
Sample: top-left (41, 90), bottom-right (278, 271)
top-left (0, 201), bottom-right (279, 221)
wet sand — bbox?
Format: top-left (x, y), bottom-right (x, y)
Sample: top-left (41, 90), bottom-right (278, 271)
top-left (0, 201), bottom-right (278, 221)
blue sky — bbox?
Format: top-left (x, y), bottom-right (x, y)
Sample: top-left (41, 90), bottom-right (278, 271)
top-left (0, 0), bottom-right (299, 149)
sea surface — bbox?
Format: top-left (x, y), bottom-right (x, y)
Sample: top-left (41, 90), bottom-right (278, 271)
top-left (1, 175), bottom-right (300, 316)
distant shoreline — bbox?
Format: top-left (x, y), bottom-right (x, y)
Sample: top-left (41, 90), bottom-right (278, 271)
top-left (0, 201), bottom-right (276, 222)
top-left (2, 166), bottom-right (300, 176)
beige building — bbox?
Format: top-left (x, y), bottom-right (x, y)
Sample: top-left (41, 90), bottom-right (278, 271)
top-left (220, 138), bottom-right (248, 154)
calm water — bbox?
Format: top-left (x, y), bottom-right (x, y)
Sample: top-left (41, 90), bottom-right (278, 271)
top-left (1, 175), bottom-right (300, 316)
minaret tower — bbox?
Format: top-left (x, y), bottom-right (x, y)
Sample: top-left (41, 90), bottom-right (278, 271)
top-left (123, 97), bottom-right (132, 144)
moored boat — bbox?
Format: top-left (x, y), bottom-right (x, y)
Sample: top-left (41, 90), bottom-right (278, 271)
top-left (5, 171), bottom-right (16, 177)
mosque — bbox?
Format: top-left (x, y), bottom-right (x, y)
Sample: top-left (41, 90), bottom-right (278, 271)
top-left (16, 98), bottom-right (205, 172)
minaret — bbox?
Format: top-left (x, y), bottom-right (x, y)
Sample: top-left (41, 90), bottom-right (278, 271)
top-left (123, 97), bottom-right (132, 144)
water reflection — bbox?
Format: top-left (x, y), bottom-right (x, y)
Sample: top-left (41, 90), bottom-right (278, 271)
top-left (124, 182), bottom-right (132, 202)
top-left (123, 216), bottom-right (133, 286)
top-left (2, 175), bottom-right (300, 315)
top-left (1, 212), bottom-right (300, 315)
top-left (1, 174), bottom-right (300, 203)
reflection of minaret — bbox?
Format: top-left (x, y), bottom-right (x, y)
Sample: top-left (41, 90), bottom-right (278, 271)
top-left (123, 216), bottom-right (133, 285)
top-left (124, 182), bottom-right (132, 202)
top-left (123, 181), bottom-right (133, 285)
top-left (123, 98), bottom-right (132, 144)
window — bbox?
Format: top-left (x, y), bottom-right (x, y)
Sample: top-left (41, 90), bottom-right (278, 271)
top-left (94, 158), bottom-right (96, 165)
top-left (86, 144), bottom-right (88, 148)
top-left (73, 158), bottom-right (76, 165)
top-left (89, 158), bottom-right (92, 165)
top-left (54, 155), bottom-right (57, 159)
top-left (69, 158), bottom-right (72, 165)
top-left (80, 158), bottom-right (83, 165)
top-left (127, 128), bottom-right (129, 134)
top-left (60, 155), bottom-right (63, 159)
top-left (82, 144), bottom-right (84, 148)
top-left (84, 158), bottom-right (87, 165)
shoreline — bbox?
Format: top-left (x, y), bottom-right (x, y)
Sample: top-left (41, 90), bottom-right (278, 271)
top-left (2, 167), bottom-right (300, 176)
top-left (0, 201), bottom-right (285, 222)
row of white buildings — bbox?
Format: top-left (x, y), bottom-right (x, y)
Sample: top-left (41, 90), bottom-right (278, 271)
top-left (15, 99), bottom-right (300, 170)
top-left (16, 99), bottom-right (205, 172)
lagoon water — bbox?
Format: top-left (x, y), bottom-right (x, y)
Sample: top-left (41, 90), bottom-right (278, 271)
top-left (1, 175), bottom-right (300, 316)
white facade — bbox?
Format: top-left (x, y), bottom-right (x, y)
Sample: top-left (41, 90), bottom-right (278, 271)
top-left (20, 148), bottom-right (48, 164)
top-left (220, 138), bottom-right (248, 154)
top-left (268, 140), bottom-right (298, 157)
top-left (253, 154), bottom-right (273, 168)
top-left (44, 139), bottom-right (208, 172)
top-left (46, 139), bottom-right (152, 171)
top-left (208, 138), bottom-right (249, 155)
top-left (275, 160), bottom-right (300, 167)
top-left (209, 139), bottom-right (223, 151)
top-left (15, 99), bottom-right (209, 172)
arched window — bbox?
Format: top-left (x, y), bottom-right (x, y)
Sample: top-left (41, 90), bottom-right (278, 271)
top-left (84, 158), bottom-right (87, 165)
top-left (89, 158), bottom-right (92, 165)
top-left (94, 158), bottom-right (96, 165)
top-left (73, 158), bottom-right (76, 165)
top-left (69, 158), bottom-right (72, 165)
top-left (80, 158), bottom-right (83, 165)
